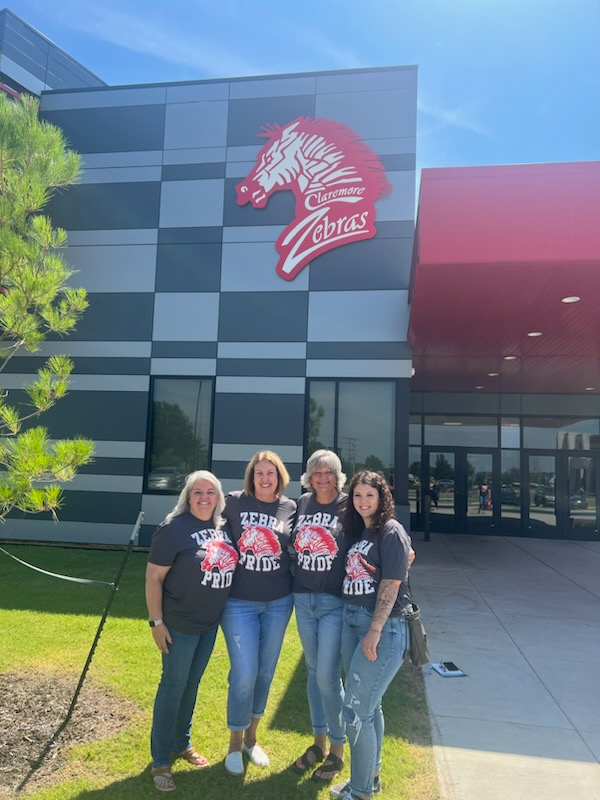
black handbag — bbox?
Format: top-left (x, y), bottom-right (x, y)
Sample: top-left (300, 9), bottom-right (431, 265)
top-left (403, 599), bottom-right (430, 668)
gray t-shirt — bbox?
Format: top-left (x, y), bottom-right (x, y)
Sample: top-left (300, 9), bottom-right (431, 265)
top-left (148, 511), bottom-right (238, 634)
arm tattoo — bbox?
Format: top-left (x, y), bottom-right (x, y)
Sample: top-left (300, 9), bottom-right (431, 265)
top-left (370, 578), bottom-right (401, 631)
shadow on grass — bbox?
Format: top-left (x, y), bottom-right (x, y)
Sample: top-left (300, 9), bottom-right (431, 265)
top-left (68, 762), bottom-right (331, 800)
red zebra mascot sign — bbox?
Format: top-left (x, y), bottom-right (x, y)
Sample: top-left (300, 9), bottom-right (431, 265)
top-left (236, 117), bottom-right (391, 281)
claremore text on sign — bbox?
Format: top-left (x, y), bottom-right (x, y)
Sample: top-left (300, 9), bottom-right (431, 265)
top-left (236, 117), bottom-right (391, 280)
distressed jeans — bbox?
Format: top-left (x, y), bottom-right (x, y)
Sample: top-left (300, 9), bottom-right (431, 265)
top-left (150, 625), bottom-right (218, 768)
top-left (342, 604), bottom-right (407, 798)
top-left (293, 591), bottom-right (346, 745)
top-left (220, 594), bottom-right (293, 730)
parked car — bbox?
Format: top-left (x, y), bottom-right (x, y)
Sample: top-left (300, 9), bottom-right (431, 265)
top-left (533, 486), bottom-right (588, 509)
top-left (147, 467), bottom-right (186, 491)
top-left (500, 486), bottom-right (520, 505)
top-left (569, 493), bottom-right (588, 510)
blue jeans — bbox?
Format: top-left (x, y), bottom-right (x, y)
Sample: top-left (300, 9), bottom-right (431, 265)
top-left (342, 605), bottom-right (407, 798)
top-left (220, 594), bottom-right (293, 730)
top-left (293, 592), bottom-right (345, 745)
top-left (150, 625), bottom-right (218, 768)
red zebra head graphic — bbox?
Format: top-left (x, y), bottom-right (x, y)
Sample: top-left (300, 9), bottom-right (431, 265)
top-left (200, 540), bottom-right (238, 575)
top-left (294, 524), bottom-right (338, 557)
top-left (239, 525), bottom-right (282, 557)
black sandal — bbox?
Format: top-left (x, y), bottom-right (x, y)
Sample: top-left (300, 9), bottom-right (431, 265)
top-left (291, 744), bottom-right (325, 775)
top-left (311, 752), bottom-right (344, 782)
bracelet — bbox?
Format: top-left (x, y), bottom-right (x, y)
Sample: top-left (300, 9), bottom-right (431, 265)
top-left (149, 618), bottom-right (163, 627)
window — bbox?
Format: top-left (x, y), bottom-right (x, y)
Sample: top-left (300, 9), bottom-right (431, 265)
top-left (307, 380), bottom-right (396, 484)
top-left (523, 418), bottom-right (600, 450)
top-left (146, 378), bottom-right (214, 493)
top-left (424, 415), bottom-right (498, 447)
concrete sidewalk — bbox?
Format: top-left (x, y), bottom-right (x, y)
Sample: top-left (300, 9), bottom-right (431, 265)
top-left (409, 534), bottom-right (600, 800)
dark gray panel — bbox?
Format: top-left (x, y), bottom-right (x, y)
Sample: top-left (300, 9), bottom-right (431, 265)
top-left (307, 342), bottom-right (412, 359)
top-left (213, 393), bottom-right (305, 444)
top-left (156, 242), bottom-right (222, 292)
top-left (152, 341), bottom-right (218, 358)
top-left (218, 293), bottom-right (308, 341)
top-left (139, 524), bottom-right (155, 547)
top-left (223, 177), bottom-right (296, 227)
top-left (499, 394), bottom-right (522, 415)
top-left (6, 357), bottom-right (151, 375)
top-left (308, 236), bottom-right (412, 291)
top-left (46, 293), bottom-right (154, 341)
top-left (158, 227), bottom-right (222, 244)
top-left (46, 182), bottom-right (161, 230)
top-left (1, 40), bottom-right (47, 81)
top-left (80, 457), bottom-right (145, 476)
top-left (520, 394), bottom-right (600, 416)
top-left (422, 393), bottom-right (501, 415)
top-left (379, 153), bottom-right (416, 172)
top-left (374, 221), bottom-right (415, 239)
top-left (162, 163), bottom-right (226, 181)
top-left (217, 359), bottom-right (306, 377)
top-left (4, 22), bottom-right (48, 63)
top-left (226, 95), bottom-right (316, 146)
top-left (54, 491), bottom-right (141, 524)
top-left (15, 389), bottom-right (149, 440)
top-left (41, 105), bottom-right (165, 153)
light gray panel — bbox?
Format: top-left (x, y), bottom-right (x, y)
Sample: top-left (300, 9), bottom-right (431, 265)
top-left (226, 145), bottom-right (261, 162)
top-left (91, 440), bottom-right (146, 458)
top-left (60, 474), bottom-right (143, 493)
top-left (159, 180), bottom-right (224, 228)
top-left (142, 493), bottom-right (178, 526)
top-left (220, 242), bottom-right (308, 291)
top-left (0, 55), bottom-right (45, 93)
top-left (376, 171), bottom-right (416, 222)
top-left (217, 342), bottom-right (307, 359)
top-left (150, 358), bottom-right (217, 375)
top-left (5, 519), bottom-right (139, 546)
top-left (166, 82), bottom-right (229, 103)
top-left (79, 166), bottom-right (162, 184)
top-left (153, 293), bottom-right (219, 341)
top-left (366, 137), bottom-right (418, 156)
top-left (315, 89), bottom-right (417, 141)
top-left (163, 147), bottom-right (227, 165)
top-left (82, 151), bottom-right (163, 168)
top-left (215, 376), bottom-right (305, 394)
top-left (65, 244), bottom-right (157, 292)
top-left (40, 85), bottom-right (167, 110)
top-left (24, 342), bottom-right (152, 358)
top-left (230, 76), bottom-right (316, 99)
top-left (222, 225), bottom-right (285, 243)
top-left (66, 229), bottom-right (158, 245)
top-left (306, 359), bottom-right (412, 378)
top-left (0, 374), bottom-right (149, 391)
top-left (164, 101), bottom-right (229, 149)
top-left (317, 68), bottom-right (417, 94)
top-left (308, 290), bottom-right (409, 342)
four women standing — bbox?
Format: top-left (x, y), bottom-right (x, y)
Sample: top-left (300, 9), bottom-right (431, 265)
top-left (147, 455), bottom-right (414, 797)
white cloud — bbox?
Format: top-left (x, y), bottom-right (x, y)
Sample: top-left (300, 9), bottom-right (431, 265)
top-left (418, 95), bottom-right (490, 137)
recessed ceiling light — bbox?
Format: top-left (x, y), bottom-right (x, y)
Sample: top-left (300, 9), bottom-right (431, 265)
top-left (443, 421), bottom-right (463, 426)
top-left (561, 296), bottom-right (581, 303)
top-left (527, 331), bottom-right (542, 337)
top-left (504, 355), bottom-right (517, 360)
top-left (585, 387), bottom-right (595, 391)
top-left (488, 372), bottom-right (499, 377)
top-left (475, 385), bottom-right (484, 390)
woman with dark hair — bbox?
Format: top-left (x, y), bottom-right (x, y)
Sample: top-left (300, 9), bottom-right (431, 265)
top-left (291, 449), bottom-right (349, 783)
top-left (146, 470), bottom-right (237, 792)
top-left (331, 471), bottom-right (412, 800)
top-left (220, 450), bottom-right (296, 775)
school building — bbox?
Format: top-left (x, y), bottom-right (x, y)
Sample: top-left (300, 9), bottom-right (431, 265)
top-left (1, 8), bottom-right (598, 545)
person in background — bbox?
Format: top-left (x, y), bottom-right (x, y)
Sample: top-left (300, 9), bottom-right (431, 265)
top-left (146, 470), bottom-right (238, 793)
top-left (331, 470), bottom-right (412, 800)
top-left (220, 450), bottom-right (296, 776)
top-left (291, 450), bottom-right (349, 783)
top-left (478, 478), bottom-right (490, 513)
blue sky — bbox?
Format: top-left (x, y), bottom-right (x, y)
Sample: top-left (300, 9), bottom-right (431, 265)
top-left (5, 0), bottom-right (600, 171)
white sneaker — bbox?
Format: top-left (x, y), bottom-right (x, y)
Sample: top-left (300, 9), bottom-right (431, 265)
top-left (242, 741), bottom-right (270, 767)
top-left (224, 750), bottom-right (244, 775)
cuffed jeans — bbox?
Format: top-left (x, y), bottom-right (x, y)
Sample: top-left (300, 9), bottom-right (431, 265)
top-left (342, 604), bottom-right (407, 798)
top-left (220, 594), bottom-right (293, 730)
top-left (294, 592), bottom-right (345, 745)
top-left (150, 625), bottom-right (218, 768)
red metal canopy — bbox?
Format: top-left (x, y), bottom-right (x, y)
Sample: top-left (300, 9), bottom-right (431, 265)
top-left (408, 162), bottom-right (600, 395)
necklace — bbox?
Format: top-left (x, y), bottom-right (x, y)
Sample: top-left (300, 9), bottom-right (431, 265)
top-left (254, 495), bottom-right (278, 515)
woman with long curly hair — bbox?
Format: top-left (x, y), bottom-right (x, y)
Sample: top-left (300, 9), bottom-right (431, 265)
top-left (331, 471), bottom-right (413, 800)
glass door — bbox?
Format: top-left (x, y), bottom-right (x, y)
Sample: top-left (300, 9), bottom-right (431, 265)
top-left (527, 454), bottom-right (558, 536)
top-left (465, 452), bottom-right (496, 533)
top-left (426, 450), bottom-right (456, 533)
top-left (566, 454), bottom-right (598, 538)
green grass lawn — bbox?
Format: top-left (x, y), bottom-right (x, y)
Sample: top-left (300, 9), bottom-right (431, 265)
top-left (0, 543), bottom-right (439, 800)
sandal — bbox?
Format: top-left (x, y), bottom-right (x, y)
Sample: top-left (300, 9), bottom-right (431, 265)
top-left (151, 766), bottom-right (176, 792)
top-left (291, 743), bottom-right (325, 775)
top-left (312, 752), bottom-right (344, 783)
top-left (178, 748), bottom-right (209, 768)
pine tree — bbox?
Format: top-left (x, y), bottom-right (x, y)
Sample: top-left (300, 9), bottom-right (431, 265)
top-left (0, 92), bottom-right (93, 521)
